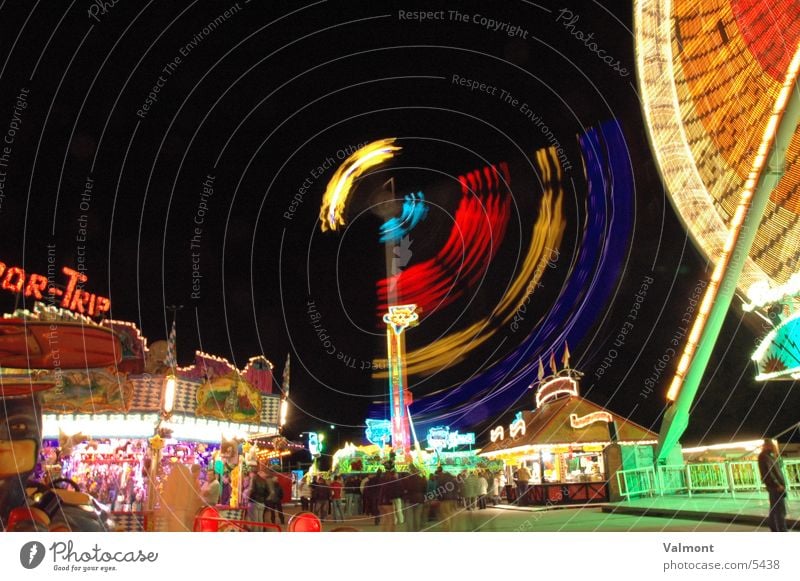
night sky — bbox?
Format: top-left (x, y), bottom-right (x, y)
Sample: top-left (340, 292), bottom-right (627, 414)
top-left (0, 0), bottom-right (796, 447)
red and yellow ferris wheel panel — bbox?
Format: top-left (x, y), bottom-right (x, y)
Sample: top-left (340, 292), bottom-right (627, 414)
top-left (636, 0), bottom-right (800, 292)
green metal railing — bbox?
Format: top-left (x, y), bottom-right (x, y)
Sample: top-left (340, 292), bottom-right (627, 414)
top-left (657, 465), bottom-right (688, 496)
top-left (616, 467), bottom-right (658, 499)
top-left (617, 459), bottom-right (800, 499)
top-left (728, 461), bottom-right (762, 494)
top-left (784, 459), bottom-right (800, 493)
top-left (686, 462), bottom-right (729, 493)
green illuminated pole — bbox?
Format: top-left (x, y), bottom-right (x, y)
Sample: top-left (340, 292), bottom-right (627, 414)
top-left (656, 77), bottom-right (800, 464)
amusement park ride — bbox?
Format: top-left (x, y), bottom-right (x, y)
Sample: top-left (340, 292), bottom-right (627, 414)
top-left (382, 304), bottom-right (418, 461)
top-left (0, 312), bottom-right (123, 531)
top-left (4, 2), bottom-right (800, 531)
top-left (635, 1), bottom-right (800, 463)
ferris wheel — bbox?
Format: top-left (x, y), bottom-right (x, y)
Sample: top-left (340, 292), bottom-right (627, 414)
top-left (635, 0), bottom-right (800, 460)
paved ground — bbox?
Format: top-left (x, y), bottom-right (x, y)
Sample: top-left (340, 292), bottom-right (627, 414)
top-left (604, 492), bottom-right (799, 530)
top-left (275, 502), bottom-right (767, 532)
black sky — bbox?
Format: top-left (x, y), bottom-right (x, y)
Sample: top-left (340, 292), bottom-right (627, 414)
top-left (0, 0), bottom-right (796, 447)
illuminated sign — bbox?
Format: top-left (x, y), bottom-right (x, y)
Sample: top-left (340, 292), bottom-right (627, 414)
top-left (492, 412), bottom-right (526, 442)
top-left (448, 432), bottom-right (475, 447)
top-left (308, 432), bottom-right (320, 456)
top-left (569, 411), bottom-right (612, 429)
top-left (509, 415), bottom-right (526, 439)
top-left (535, 376), bottom-right (579, 407)
top-left (0, 262), bottom-right (111, 316)
top-left (426, 426), bottom-right (476, 450)
top-left (490, 426), bottom-right (504, 442)
top-left (427, 426), bottom-right (449, 449)
top-left (383, 304), bottom-right (419, 336)
top-left (365, 418), bottom-right (392, 447)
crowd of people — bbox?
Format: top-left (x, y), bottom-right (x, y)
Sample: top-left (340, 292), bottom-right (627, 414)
top-left (243, 467), bottom-right (286, 529)
top-left (297, 466), bottom-right (505, 531)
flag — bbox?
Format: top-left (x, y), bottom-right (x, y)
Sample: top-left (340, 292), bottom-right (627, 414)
top-left (282, 352), bottom-right (291, 396)
top-left (165, 320), bottom-right (177, 370)
top-left (549, 351), bottom-right (558, 374)
top-left (537, 358), bottom-right (545, 381)
top-left (280, 353), bottom-right (291, 429)
top-left (562, 342), bottom-right (571, 369)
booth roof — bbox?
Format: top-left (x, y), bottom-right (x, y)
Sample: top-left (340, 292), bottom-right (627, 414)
top-left (479, 396), bottom-right (657, 455)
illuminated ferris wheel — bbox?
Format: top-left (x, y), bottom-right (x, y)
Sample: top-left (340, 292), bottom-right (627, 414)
top-left (635, 0), bottom-right (800, 461)
top-left (636, 0), bottom-right (800, 293)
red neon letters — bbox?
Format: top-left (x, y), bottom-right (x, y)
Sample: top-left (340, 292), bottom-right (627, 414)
top-left (0, 262), bottom-right (111, 316)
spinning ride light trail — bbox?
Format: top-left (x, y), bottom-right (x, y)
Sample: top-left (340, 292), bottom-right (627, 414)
top-left (376, 163), bottom-right (512, 317)
top-left (319, 122), bottom-right (633, 432)
top-left (319, 138), bottom-right (401, 232)
top-left (405, 121), bottom-right (635, 431)
top-left (379, 192), bottom-right (429, 244)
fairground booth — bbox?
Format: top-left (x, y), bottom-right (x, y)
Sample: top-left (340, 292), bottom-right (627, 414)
top-left (479, 366), bottom-right (657, 505)
top-left (16, 305), bottom-right (284, 530)
top-left (330, 426), bottom-right (493, 476)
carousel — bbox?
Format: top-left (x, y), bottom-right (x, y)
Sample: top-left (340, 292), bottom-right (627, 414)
top-left (0, 301), bottom-right (284, 531)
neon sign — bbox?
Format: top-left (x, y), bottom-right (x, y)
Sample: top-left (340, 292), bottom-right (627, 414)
top-left (492, 412), bottom-right (526, 442)
top-left (307, 433), bottom-right (320, 456)
top-left (535, 375), bottom-right (579, 407)
top-left (0, 261), bottom-right (111, 316)
top-left (426, 426), bottom-right (476, 450)
top-left (448, 432), bottom-right (475, 447)
top-left (569, 411), bottom-right (612, 429)
top-left (365, 418), bottom-right (392, 447)
top-left (509, 415), bottom-right (526, 439)
top-left (490, 426), bottom-right (504, 442)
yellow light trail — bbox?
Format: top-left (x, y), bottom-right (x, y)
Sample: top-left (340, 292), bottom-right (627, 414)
top-left (319, 138), bottom-right (402, 232)
top-left (372, 146), bottom-right (566, 378)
